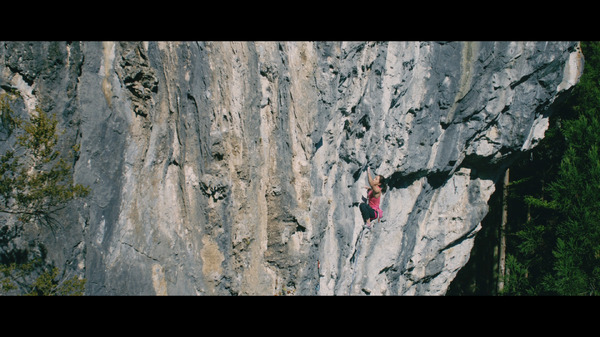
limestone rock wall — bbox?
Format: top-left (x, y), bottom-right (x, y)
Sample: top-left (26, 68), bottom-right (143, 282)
top-left (0, 41), bottom-right (583, 295)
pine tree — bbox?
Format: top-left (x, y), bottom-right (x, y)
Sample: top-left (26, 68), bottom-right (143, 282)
top-left (0, 94), bottom-right (89, 230)
top-left (0, 92), bottom-right (89, 295)
top-left (505, 41), bottom-right (600, 295)
top-left (544, 41), bottom-right (600, 294)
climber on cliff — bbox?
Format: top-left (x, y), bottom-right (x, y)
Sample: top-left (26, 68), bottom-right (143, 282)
top-left (359, 167), bottom-right (387, 228)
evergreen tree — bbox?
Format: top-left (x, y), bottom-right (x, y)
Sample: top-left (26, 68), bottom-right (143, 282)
top-left (0, 96), bottom-right (89, 229)
top-left (544, 42), bottom-right (600, 295)
top-left (505, 41), bottom-right (600, 295)
top-left (0, 92), bottom-right (89, 295)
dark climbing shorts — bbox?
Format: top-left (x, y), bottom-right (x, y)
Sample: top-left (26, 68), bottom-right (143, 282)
top-left (359, 202), bottom-right (378, 222)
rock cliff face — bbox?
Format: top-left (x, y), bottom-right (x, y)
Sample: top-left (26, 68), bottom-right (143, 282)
top-left (0, 41), bottom-right (583, 295)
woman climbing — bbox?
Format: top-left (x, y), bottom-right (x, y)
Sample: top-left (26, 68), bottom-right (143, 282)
top-left (359, 167), bottom-right (387, 228)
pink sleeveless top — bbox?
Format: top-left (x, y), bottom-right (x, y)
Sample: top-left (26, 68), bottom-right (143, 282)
top-left (368, 190), bottom-right (382, 219)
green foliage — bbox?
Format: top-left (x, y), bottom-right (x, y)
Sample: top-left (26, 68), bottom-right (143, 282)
top-left (502, 254), bottom-right (532, 295)
top-left (0, 92), bottom-right (19, 135)
top-left (523, 195), bottom-right (558, 211)
top-left (504, 41), bottom-right (600, 295)
top-left (0, 258), bottom-right (86, 295)
top-left (0, 94), bottom-right (89, 230)
top-left (0, 92), bottom-right (89, 295)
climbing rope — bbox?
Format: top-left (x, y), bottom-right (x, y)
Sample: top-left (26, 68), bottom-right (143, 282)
top-left (349, 225), bottom-right (368, 293)
top-left (315, 259), bottom-right (320, 294)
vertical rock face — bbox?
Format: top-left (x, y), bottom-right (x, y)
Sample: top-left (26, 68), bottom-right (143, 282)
top-left (0, 41), bottom-right (583, 295)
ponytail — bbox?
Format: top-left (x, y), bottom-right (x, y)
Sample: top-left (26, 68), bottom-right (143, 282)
top-left (378, 175), bottom-right (387, 194)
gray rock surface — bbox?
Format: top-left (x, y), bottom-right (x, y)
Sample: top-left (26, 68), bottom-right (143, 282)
top-left (0, 41), bottom-right (583, 295)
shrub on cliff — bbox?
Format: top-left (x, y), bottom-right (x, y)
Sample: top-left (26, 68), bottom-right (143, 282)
top-left (0, 92), bottom-right (89, 295)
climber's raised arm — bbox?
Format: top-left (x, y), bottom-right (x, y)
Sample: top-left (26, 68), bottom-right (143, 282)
top-left (367, 167), bottom-right (381, 194)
